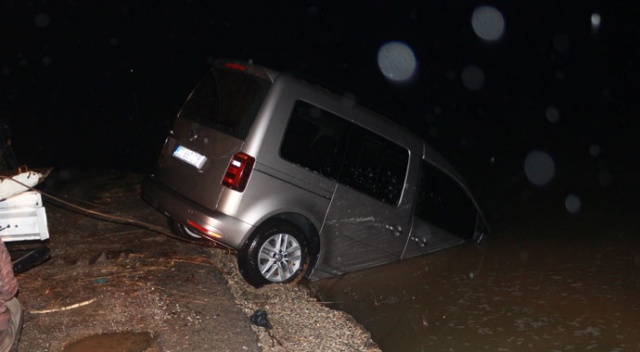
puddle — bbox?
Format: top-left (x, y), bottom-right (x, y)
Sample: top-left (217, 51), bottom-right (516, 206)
top-left (63, 331), bottom-right (154, 352)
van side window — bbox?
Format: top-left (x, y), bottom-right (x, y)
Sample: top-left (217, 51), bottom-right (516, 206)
top-left (340, 129), bottom-right (407, 205)
top-left (414, 161), bottom-right (477, 239)
top-left (280, 101), bottom-right (346, 179)
top-left (281, 100), bottom-right (408, 205)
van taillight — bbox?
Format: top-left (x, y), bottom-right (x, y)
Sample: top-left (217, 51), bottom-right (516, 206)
top-left (222, 152), bottom-right (255, 192)
top-left (225, 62), bottom-right (246, 71)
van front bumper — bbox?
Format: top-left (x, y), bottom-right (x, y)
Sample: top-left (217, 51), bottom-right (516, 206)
top-left (140, 176), bottom-right (255, 250)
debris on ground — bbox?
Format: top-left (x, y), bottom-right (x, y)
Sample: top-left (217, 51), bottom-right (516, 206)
top-left (15, 171), bottom-right (379, 352)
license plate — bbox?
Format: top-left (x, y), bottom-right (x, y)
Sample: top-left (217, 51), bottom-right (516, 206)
top-left (173, 145), bottom-right (207, 169)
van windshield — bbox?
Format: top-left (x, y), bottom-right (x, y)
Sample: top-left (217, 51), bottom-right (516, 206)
top-left (178, 66), bottom-right (271, 139)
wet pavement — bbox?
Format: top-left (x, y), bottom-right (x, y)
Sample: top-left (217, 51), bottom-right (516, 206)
top-left (310, 166), bottom-right (640, 351)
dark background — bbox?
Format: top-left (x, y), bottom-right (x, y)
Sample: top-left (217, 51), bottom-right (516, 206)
top-left (2, 1), bottom-right (638, 198)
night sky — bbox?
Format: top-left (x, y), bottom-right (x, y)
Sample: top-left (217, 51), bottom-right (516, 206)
top-left (2, 1), bottom-right (638, 195)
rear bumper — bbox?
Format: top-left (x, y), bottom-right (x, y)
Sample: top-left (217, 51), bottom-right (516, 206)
top-left (140, 176), bottom-right (254, 249)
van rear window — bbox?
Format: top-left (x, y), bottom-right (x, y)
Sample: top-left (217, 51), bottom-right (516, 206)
top-left (178, 67), bottom-right (271, 139)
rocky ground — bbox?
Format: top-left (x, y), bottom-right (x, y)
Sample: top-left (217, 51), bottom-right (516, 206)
top-left (9, 170), bottom-right (379, 352)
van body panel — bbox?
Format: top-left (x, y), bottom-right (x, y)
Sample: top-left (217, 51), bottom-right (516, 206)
top-left (243, 77), bottom-right (339, 197)
top-left (314, 184), bottom-right (411, 274)
top-left (140, 177), bottom-right (254, 249)
top-left (311, 223), bottom-right (398, 279)
top-left (402, 217), bottom-right (466, 258)
top-left (153, 118), bottom-right (244, 210)
top-left (218, 167), bottom-right (331, 232)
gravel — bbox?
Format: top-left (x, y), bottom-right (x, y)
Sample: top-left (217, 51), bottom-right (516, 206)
top-left (209, 248), bottom-right (381, 352)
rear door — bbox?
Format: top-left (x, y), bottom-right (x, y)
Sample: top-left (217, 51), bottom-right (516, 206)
top-left (152, 62), bottom-right (271, 210)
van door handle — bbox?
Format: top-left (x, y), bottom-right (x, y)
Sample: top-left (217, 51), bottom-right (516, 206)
top-left (384, 224), bottom-right (402, 237)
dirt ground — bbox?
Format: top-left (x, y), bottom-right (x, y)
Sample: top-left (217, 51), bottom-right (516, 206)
top-left (8, 170), bottom-right (379, 352)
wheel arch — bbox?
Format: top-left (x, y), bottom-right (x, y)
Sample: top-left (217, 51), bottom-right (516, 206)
top-left (259, 212), bottom-right (321, 277)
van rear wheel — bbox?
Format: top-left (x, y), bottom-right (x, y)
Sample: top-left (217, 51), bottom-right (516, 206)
top-left (238, 220), bottom-right (309, 288)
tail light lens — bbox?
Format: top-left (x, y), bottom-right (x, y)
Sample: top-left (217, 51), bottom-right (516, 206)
top-left (187, 220), bottom-right (222, 239)
top-left (224, 62), bottom-right (247, 71)
top-left (222, 152), bottom-right (255, 192)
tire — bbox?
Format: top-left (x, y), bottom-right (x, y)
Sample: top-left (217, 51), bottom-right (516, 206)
top-left (238, 220), bottom-right (309, 288)
top-left (167, 218), bottom-right (208, 243)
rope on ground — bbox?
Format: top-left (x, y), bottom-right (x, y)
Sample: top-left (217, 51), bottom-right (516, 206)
top-left (0, 174), bottom-right (215, 247)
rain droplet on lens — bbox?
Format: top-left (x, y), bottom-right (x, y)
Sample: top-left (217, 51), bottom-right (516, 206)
top-left (591, 13), bottom-right (601, 34)
top-left (524, 150), bottom-right (556, 186)
top-left (35, 13), bottom-right (51, 28)
top-left (461, 65), bottom-right (485, 91)
top-left (589, 144), bottom-right (601, 158)
top-left (545, 106), bottom-right (560, 123)
top-left (377, 41), bottom-right (418, 83)
top-left (565, 194), bottom-right (581, 214)
top-left (471, 6), bottom-right (506, 42)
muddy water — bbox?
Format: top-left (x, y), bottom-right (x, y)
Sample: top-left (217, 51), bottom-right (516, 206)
top-left (313, 234), bottom-right (640, 351)
top-left (311, 179), bottom-right (640, 351)
top-left (62, 332), bottom-right (154, 352)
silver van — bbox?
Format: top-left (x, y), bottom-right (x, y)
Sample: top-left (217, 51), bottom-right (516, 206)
top-left (141, 59), bottom-right (488, 287)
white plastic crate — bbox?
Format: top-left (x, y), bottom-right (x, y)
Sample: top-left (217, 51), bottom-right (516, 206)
top-left (0, 191), bottom-right (49, 242)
